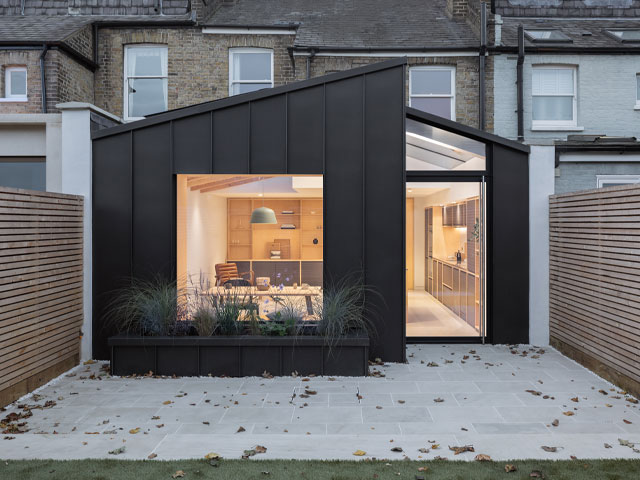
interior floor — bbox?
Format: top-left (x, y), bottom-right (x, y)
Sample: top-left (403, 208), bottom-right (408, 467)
top-left (406, 289), bottom-right (478, 337)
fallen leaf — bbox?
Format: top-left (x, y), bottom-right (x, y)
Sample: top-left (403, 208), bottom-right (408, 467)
top-left (376, 406), bottom-right (383, 410)
top-left (475, 454), bottom-right (491, 461)
top-left (541, 446), bottom-right (559, 452)
top-left (162, 401), bottom-right (172, 405)
top-left (262, 371), bottom-right (273, 379)
top-left (626, 397), bottom-right (638, 404)
top-left (129, 428), bottom-right (140, 434)
top-left (151, 416), bottom-right (160, 420)
top-left (570, 455), bottom-right (577, 460)
top-left (397, 400), bottom-right (405, 404)
top-left (237, 426), bottom-right (246, 433)
top-left (551, 419), bottom-right (559, 427)
top-left (418, 448), bottom-right (430, 453)
top-left (172, 471), bottom-right (185, 478)
top-left (108, 446), bottom-right (126, 455)
top-left (431, 444), bottom-right (440, 450)
top-left (352, 450), bottom-right (367, 456)
top-left (433, 397), bottom-right (444, 403)
top-left (505, 464), bottom-right (517, 472)
top-left (426, 362), bottom-right (439, 367)
top-left (83, 359), bottom-right (97, 365)
top-left (570, 397), bottom-right (579, 403)
top-left (390, 447), bottom-right (403, 452)
top-left (623, 419), bottom-right (633, 424)
top-left (156, 424), bottom-right (164, 428)
top-left (526, 390), bottom-right (542, 396)
top-left (304, 389), bottom-right (317, 395)
top-left (562, 411), bottom-right (575, 416)
top-left (204, 452), bottom-right (221, 460)
top-left (449, 445), bottom-right (474, 455)
top-left (598, 389), bottom-right (608, 395)
top-left (604, 443), bottom-right (612, 449)
top-left (148, 453), bottom-right (157, 459)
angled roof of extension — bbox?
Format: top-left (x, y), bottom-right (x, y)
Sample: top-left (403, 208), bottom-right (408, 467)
top-left (92, 57), bottom-right (529, 154)
top-left (204, 0), bottom-right (479, 50)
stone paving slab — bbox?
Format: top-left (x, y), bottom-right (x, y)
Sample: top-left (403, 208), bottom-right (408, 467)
top-left (1, 344), bottom-right (640, 461)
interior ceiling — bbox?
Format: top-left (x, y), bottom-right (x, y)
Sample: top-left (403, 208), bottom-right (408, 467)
top-left (186, 175), bottom-right (323, 197)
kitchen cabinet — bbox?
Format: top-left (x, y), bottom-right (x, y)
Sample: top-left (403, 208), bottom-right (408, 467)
top-left (442, 203), bottom-right (466, 227)
top-left (430, 258), bottom-right (477, 330)
top-left (301, 260), bottom-right (322, 286)
top-left (425, 208), bottom-right (433, 295)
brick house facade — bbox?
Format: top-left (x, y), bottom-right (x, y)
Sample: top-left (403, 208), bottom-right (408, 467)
top-left (0, 0), bottom-right (492, 131)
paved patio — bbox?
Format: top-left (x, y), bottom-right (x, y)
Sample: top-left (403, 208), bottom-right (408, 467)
top-left (2, 344), bottom-right (639, 461)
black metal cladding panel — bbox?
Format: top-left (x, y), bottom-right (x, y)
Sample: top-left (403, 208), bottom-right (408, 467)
top-left (132, 124), bottom-right (174, 279)
top-left (363, 67), bottom-right (406, 361)
top-left (250, 95), bottom-right (287, 174)
top-left (92, 132), bottom-right (132, 360)
top-left (490, 144), bottom-right (529, 344)
top-left (172, 113), bottom-right (212, 174)
top-left (287, 85), bottom-right (324, 174)
top-left (323, 75), bottom-right (365, 281)
top-left (212, 104), bottom-right (250, 173)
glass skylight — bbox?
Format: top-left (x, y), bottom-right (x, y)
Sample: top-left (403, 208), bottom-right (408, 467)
top-left (524, 30), bottom-right (572, 43)
top-left (606, 30), bottom-right (640, 43)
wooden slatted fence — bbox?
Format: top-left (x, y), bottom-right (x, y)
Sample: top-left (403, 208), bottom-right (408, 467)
top-left (0, 186), bottom-right (83, 407)
top-left (549, 183), bottom-right (640, 397)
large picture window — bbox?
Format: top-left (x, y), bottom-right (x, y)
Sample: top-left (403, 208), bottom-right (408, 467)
top-left (532, 66), bottom-right (577, 129)
top-left (124, 45), bottom-right (168, 121)
top-left (229, 48), bottom-right (274, 96)
top-left (409, 66), bottom-right (455, 120)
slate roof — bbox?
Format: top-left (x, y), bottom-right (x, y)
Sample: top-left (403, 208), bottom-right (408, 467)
top-left (204, 0), bottom-right (479, 49)
top-left (0, 14), bottom-right (194, 43)
top-left (500, 18), bottom-right (640, 49)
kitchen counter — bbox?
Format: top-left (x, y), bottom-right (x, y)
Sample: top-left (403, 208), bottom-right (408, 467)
top-left (434, 256), bottom-right (473, 274)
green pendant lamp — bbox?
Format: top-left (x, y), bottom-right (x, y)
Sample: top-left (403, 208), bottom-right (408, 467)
top-left (250, 178), bottom-right (277, 224)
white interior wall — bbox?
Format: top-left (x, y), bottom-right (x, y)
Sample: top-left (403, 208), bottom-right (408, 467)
top-left (186, 190), bottom-right (227, 287)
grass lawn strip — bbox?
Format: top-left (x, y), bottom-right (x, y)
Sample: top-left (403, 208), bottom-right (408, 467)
top-left (2, 459), bottom-right (640, 480)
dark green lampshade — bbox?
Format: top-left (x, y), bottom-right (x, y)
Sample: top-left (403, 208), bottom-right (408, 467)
top-left (250, 206), bottom-right (277, 224)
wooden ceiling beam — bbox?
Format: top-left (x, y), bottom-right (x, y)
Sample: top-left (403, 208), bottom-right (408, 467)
top-left (197, 176), bottom-right (273, 193)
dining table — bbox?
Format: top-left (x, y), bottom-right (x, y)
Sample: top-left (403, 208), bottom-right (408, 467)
top-left (207, 285), bottom-right (322, 315)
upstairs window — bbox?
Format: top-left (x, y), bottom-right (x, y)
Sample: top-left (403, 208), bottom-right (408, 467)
top-left (5, 66), bottom-right (27, 99)
top-left (124, 45), bottom-right (168, 121)
top-left (532, 66), bottom-right (577, 128)
top-left (605, 30), bottom-right (640, 43)
top-left (229, 48), bottom-right (273, 96)
top-left (409, 66), bottom-right (455, 120)
top-left (525, 30), bottom-right (572, 43)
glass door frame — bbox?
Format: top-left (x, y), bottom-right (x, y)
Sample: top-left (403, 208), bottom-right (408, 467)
top-left (405, 172), bottom-right (491, 344)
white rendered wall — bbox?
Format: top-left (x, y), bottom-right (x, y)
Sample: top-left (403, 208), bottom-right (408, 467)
top-left (186, 190), bottom-right (228, 287)
top-left (58, 105), bottom-right (93, 360)
top-left (494, 54), bottom-right (640, 141)
top-left (528, 146), bottom-right (555, 346)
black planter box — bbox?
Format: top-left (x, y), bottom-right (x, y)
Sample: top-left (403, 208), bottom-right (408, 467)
top-left (108, 334), bottom-right (369, 377)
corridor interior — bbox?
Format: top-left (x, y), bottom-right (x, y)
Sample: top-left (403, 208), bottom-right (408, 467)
top-left (406, 182), bottom-right (482, 338)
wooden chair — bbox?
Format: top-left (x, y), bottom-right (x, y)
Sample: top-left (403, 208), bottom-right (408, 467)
top-left (214, 263), bottom-right (254, 286)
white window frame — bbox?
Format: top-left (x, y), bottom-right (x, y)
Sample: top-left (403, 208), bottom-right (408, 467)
top-left (635, 73), bottom-right (640, 110)
top-left (123, 44), bottom-right (168, 122)
top-left (531, 65), bottom-right (578, 130)
top-left (409, 66), bottom-right (456, 121)
top-left (4, 66), bottom-right (27, 100)
top-left (596, 175), bottom-right (640, 188)
top-left (228, 47), bottom-right (274, 97)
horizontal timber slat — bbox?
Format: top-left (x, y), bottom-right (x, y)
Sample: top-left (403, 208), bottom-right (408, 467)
top-left (549, 184), bottom-right (640, 398)
top-left (0, 187), bottom-right (83, 408)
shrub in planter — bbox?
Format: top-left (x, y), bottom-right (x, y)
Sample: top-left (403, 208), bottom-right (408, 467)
top-left (314, 272), bottom-right (380, 349)
top-left (104, 276), bottom-right (189, 336)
